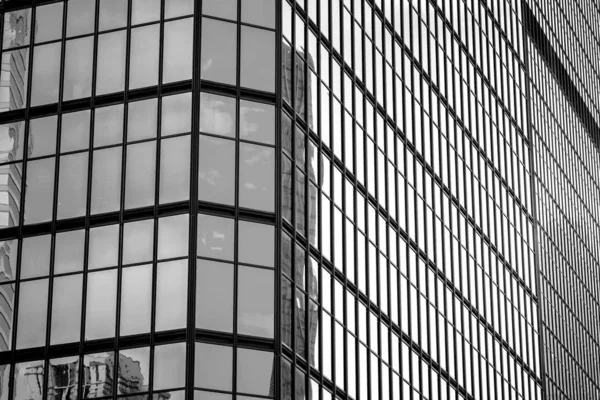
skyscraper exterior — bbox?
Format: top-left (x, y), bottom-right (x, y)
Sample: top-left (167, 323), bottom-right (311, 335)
top-left (0, 0), bottom-right (597, 399)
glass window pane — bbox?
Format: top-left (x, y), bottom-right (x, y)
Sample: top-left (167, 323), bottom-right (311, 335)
top-left (241, 0), bottom-right (275, 29)
top-left (237, 348), bottom-right (274, 396)
top-left (238, 266), bottom-right (274, 338)
top-left (14, 360), bottom-right (44, 399)
top-left (196, 259), bottom-right (233, 332)
top-left (239, 143), bottom-right (274, 212)
top-left (83, 352), bottom-right (115, 396)
top-left (160, 135), bottom-right (190, 204)
top-left (57, 153), bottom-right (88, 219)
top-left (130, 24), bottom-right (159, 89)
top-left (198, 135), bottom-right (235, 206)
top-left (125, 141), bottom-right (156, 209)
top-left (97, 31), bottom-right (127, 95)
top-left (67, 0), bottom-right (95, 37)
top-left (197, 214), bottom-right (234, 261)
top-left (201, 18), bottom-right (237, 85)
top-left (128, 98), bottom-right (158, 142)
top-left (64, 37), bottom-right (94, 101)
top-left (118, 347), bottom-right (150, 395)
top-left (123, 219), bottom-right (154, 265)
top-left (162, 93), bottom-right (191, 136)
top-left (24, 157), bottom-right (55, 224)
top-left (240, 27), bottom-right (274, 92)
top-left (156, 260), bottom-right (188, 331)
top-left (28, 116), bottom-right (57, 158)
top-left (120, 264), bottom-right (152, 336)
top-left (99, 0), bottom-right (128, 31)
top-left (165, 0), bottom-right (194, 18)
top-left (199, 93), bottom-right (236, 138)
top-left (85, 269), bottom-right (117, 340)
top-left (238, 221), bottom-right (274, 268)
top-left (153, 343), bottom-right (186, 390)
top-left (51, 274), bottom-right (82, 345)
top-left (91, 147), bottom-right (122, 214)
top-left (203, 0), bottom-right (237, 20)
top-left (158, 214), bottom-right (189, 259)
top-left (31, 42), bottom-right (61, 106)
top-left (1, 50), bottom-right (29, 109)
top-left (89, 224), bottom-right (119, 270)
top-left (132, 0), bottom-right (160, 24)
top-left (35, 2), bottom-right (63, 43)
top-left (20, 235), bottom-right (50, 279)
top-left (16, 278), bottom-right (48, 349)
top-left (0, 122), bottom-right (25, 163)
top-left (240, 100), bottom-right (275, 145)
top-left (163, 18), bottom-right (193, 83)
top-left (61, 110), bottom-right (90, 153)
top-left (54, 230), bottom-right (84, 275)
top-left (94, 104), bottom-right (124, 147)
top-left (194, 343), bottom-right (232, 391)
top-left (195, 391), bottom-right (232, 400)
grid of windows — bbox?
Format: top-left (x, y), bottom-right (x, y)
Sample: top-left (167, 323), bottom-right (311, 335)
top-left (0, 0), bottom-right (597, 399)
top-left (529, 42), bottom-right (600, 400)
top-left (0, 0), bottom-right (277, 399)
top-left (281, 0), bottom-right (541, 399)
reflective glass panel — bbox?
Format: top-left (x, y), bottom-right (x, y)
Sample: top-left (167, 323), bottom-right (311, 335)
top-left (160, 135), bottom-right (190, 204)
top-left (34, 2), bottom-right (63, 43)
top-left (199, 93), bottom-right (236, 138)
top-left (201, 18), bottom-right (237, 85)
top-left (16, 279), bottom-right (47, 349)
top-left (239, 143), bottom-right (274, 212)
top-left (194, 342), bottom-right (232, 391)
top-left (237, 348), bottom-right (274, 396)
top-left (130, 24), bottom-right (160, 89)
top-left (128, 98), bottom-right (158, 142)
top-left (57, 152), bottom-right (88, 219)
top-left (85, 269), bottom-right (118, 340)
top-left (24, 157), bottom-right (55, 224)
top-left (91, 147), bottom-right (122, 214)
top-left (54, 230), bottom-right (84, 275)
top-left (50, 274), bottom-right (82, 344)
top-left (132, 0), bottom-right (160, 25)
top-left (198, 135), bottom-right (235, 206)
top-left (94, 104), bottom-right (124, 147)
top-left (120, 264), bottom-right (152, 336)
top-left (122, 219), bottom-right (154, 265)
top-left (238, 221), bottom-right (274, 268)
top-left (125, 141), bottom-right (156, 209)
top-left (158, 214), bottom-right (189, 259)
top-left (203, 0), bottom-right (237, 20)
top-left (20, 234), bottom-right (50, 279)
top-left (153, 343), bottom-right (186, 390)
top-left (31, 42), bottom-right (61, 106)
top-left (163, 18), bottom-right (193, 83)
top-left (240, 100), bottom-right (275, 145)
top-left (162, 93), bottom-right (191, 136)
top-left (156, 259), bottom-right (188, 331)
top-left (165, 0), bottom-right (194, 18)
top-left (96, 31), bottom-right (126, 95)
top-left (88, 224), bottom-right (119, 270)
top-left (119, 347), bottom-right (150, 395)
top-left (197, 214), bottom-right (234, 261)
top-left (196, 259), bottom-right (233, 332)
top-left (241, 0), bottom-right (275, 29)
top-left (240, 27), bottom-right (275, 92)
top-left (99, 0), bottom-right (128, 31)
top-left (64, 37), bottom-right (94, 101)
top-left (67, 0), bottom-right (95, 37)
top-left (238, 266), bottom-right (274, 338)
top-left (28, 116), bottom-right (57, 158)
top-left (61, 110), bottom-right (90, 152)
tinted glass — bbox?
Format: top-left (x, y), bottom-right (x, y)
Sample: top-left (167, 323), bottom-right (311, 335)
top-left (163, 18), bottom-right (193, 83)
top-left (196, 259), bottom-right (233, 332)
top-left (156, 260), bottom-right (188, 331)
top-left (16, 279), bottom-right (48, 349)
top-left (125, 141), bottom-right (156, 209)
top-left (85, 269), bottom-right (118, 340)
top-left (24, 158), bottom-right (55, 224)
top-left (197, 214), bottom-right (234, 261)
top-left (94, 104), bottom-right (124, 147)
top-left (199, 93), bottom-right (236, 138)
top-left (237, 348), bottom-right (274, 396)
top-left (51, 274), bottom-right (82, 344)
top-left (238, 266), bottom-right (274, 338)
top-left (91, 147), bottom-right (122, 214)
top-left (198, 135), bottom-right (235, 206)
top-left (160, 135), bottom-right (190, 204)
top-left (97, 31), bottom-right (127, 95)
top-left (240, 100), bottom-right (275, 145)
top-left (57, 153), bottom-right (88, 219)
top-left (128, 98), bottom-right (158, 142)
top-left (64, 37), bottom-right (94, 101)
top-left (201, 18), bottom-right (236, 85)
top-left (120, 264), bottom-right (152, 336)
top-left (54, 230), bottom-right (84, 275)
top-left (194, 343), bottom-right (232, 391)
top-left (130, 24), bottom-right (160, 89)
top-left (162, 93), bottom-right (191, 136)
top-left (240, 27), bottom-right (274, 92)
top-left (31, 42), bottom-right (61, 106)
top-left (61, 110), bottom-right (90, 152)
top-left (239, 143), bottom-right (274, 212)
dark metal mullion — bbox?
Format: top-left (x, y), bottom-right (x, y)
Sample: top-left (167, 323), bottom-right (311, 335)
top-left (187, 0), bottom-right (201, 395)
top-left (233, 0), bottom-right (241, 397)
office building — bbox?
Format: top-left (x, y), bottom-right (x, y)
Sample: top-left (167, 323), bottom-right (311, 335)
top-left (0, 0), bottom-right (597, 399)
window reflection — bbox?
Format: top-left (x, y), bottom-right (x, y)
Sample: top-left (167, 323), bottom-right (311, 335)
top-left (64, 37), bottom-right (93, 101)
top-left (194, 342), bottom-right (232, 391)
top-left (197, 214), bottom-right (234, 261)
top-left (50, 274), bottom-right (82, 345)
top-left (239, 143), bottom-right (274, 212)
top-left (162, 93), bottom-right (191, 136)
top-left (24, 157), bottom-right (55, 223)
top-left (158, 214), bottom-right (189, 259)
top-left (199, 93), bottom-right (236, 138)
top-left (237, 348), bottom-right (274, 397)
top-left (163, 18), bottom-right (193, 83)
top-left (14, 360), bottom-right (44, 400)
top-left (166, 0), bottom-right (194, 18)
top-left (238, 221), bottom-right (274, 268)
top-left (96, 31), bottom-right (126, 95)
top-left (120, 264), bottom-right (152, 336)
top-left (99, 0), bottom-right (128, 31)
top-left (240, 100), bottom-right (275, 145)
top-left (203, 0), bottom-right (237, 20)
top-left (20, 235), bottom-right (50, 279)
top-left (67, 0), bottom-right (94, 37)
top-left (156, 260), bottom-right (188, 331)
top-left (34, 3), bottom-right (63, 43)
top-left (201, 18), bottom-right (237, 85)
top-left (118, 347), bottom-right (150, 395)
top-left (128, 98), bottom-right (158, 142)
top-left (61, 110), bottom-right (90, 153)
top-left (241, 0), bottom-right (275, 29)
top-left (196, 259), bottom-right (233, 332)
top-left (54, 230), bottom-right (84, 275)
top-left (16, 278), bottom-right (47, 349)
top-left (123, 219), bottom-right (154, 265)
top-left (238, 266), bottom-right (274, 339)
top-left (125, 141), bottom-right (156, 209)
top-left (130, 24), bottom-right (159, 89)
top-left (240, 27), bottom-right (275, 92)
top-left (28, 116), bottom-right (57, 158)
top-left (160, 135), bottom-right (190, 204)
top-left (198, 135), bottom-right (235, 206)
top-left (153, 343), bottom-right (186, 390)
top-left (85, 269), bottom-right (118, 340)
top-left (132, 0), bottom-right (160, 25)
top-left (57, 152), bottom-right (88, 219)
top-left (31, 42), bottom-right (61, 106)
top-left (91, 147), bottom-right (122, 214)
top-left (94, 104), bottom-right (124, 147)
top-left (88, 224), bottom-right (119, 270)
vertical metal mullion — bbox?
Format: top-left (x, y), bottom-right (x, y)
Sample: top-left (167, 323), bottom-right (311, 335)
top-left (186, 0), bottom-right (201, 395)
top-left (233, 0), bottom-right (241, 397)
top-left (274, 0), bottom-right (282, 397)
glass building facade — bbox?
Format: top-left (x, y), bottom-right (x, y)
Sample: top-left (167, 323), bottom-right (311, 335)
top-left (0, 0), bottom-right (596, 400)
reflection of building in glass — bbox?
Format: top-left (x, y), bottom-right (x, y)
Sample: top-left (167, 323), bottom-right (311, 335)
top-left (13, 354), bottom-right (167, 399)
